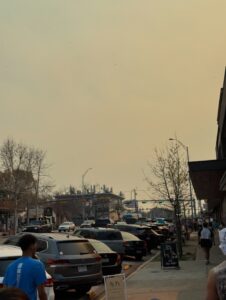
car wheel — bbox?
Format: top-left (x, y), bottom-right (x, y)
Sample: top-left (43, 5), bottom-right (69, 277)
top-left (75, 285), bottom-right (91, 294)
top-left (135, 255), bottom-right (143, 261)
top-left (53, 287), bottom-right (65, 298)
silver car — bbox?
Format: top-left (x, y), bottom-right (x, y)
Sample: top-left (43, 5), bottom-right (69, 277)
top-left (4, 233), bottom-right (103, 297)
top-left (58, 222), bottom-right (76, 232)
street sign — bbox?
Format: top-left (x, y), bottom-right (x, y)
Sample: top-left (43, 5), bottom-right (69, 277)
top-left (104, 274), bottom-right (127, 300)
top-left (161, 242), bottom-right (179, 269)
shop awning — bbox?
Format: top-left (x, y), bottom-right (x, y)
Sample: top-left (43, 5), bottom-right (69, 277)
top-left (189, 159), bottom-right (226, 211)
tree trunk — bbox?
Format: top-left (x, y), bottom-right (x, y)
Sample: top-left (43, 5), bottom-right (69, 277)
top-left (174, 200), bottom-right (183, 258)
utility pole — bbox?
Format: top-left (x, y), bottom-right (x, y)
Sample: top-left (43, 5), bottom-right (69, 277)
top-left (82, 168), bottom-right (92, 193)
top-left (134, 189), bottom-right (138, 213)
top-left (81, 168), bottom-right (92, 221)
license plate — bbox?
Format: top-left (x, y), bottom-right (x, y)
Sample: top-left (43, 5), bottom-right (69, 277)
top-left (102, 258), bottom-right (109, 263)
top-left (78, 265), bottom-right (87, 272)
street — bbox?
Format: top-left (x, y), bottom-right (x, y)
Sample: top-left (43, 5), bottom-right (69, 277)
top-left (53, 252), bottom-right (158, 300)
top-left (0, 233), bottom-right (158, 300)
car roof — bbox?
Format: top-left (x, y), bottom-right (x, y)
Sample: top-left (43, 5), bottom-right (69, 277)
top-left (115, 224), bottom-right (149, 228)
top-left (120, 231), bottom-right (140, 240)
top-left (88, 239), bottom-right (115, 253)
top-left (14, 232), bottom-right (88, 242)
top-left (78, 227), bottom-right (119, 232)
top-left (61, 221), bottom-right (73, 224)
top-left (0, 245), bottom-right (22, 258)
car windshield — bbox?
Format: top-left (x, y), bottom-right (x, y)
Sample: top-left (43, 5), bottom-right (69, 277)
top-left (29, 220), bottom-right (42, 225)
top-left (4, 237), bottom-right (20, 246)
top-left (89, 240), bottom-right (112, 253)
top-left (57, 241), bottom-right (94, 255)
top-left (62, 222), bottom-right (71, 225)
top-left (0, 257), bottom-right (20, 276)
top-left (121, 231), bottom-right (140, 241)
top-left (96, 231), bottom-right (122, 240)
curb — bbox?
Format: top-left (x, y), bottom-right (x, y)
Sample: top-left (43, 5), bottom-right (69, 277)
top-left (126, 251), bottom-right (160, 281)
top-left (98, 251), bottom-right (160, 300)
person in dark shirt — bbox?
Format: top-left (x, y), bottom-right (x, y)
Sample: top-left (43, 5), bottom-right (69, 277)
top-left (198, 222), bottom-right (213, 265)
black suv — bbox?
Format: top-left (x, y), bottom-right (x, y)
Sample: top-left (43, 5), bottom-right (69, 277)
top-left (22, 220), bottom-right (52, 233)
top-left (112, 223), bottom-right (164, 251)
top-left (74, 228), bottom-right (125, 256)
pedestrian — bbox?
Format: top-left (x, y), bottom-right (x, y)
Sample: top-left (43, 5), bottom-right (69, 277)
top-left (198, 222), bottom-right (213, 265)
top-left (206, 227), bottom-right (226, 300)
top-left (209, 222), bottom-right (216, 245)
top-left (3, 234), bottom-right (47, 300)
top-left (197, 218), bottom-right (203, 231)
top-left (0, 287), bottom-right (29, 300)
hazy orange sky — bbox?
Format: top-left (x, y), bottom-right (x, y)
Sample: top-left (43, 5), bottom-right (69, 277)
top-left (1, 1), bottom-right (226, 199)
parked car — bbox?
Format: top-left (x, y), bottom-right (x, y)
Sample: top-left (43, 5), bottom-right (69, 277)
top-left (88, 239), bottom-right (122, 275)
top-left (80, 220), bottom-right (95, 228)
top-left (94, 218), bottom-right (113, 227)
top-left (121, 231), bottom-right (147, 260)
top-left (73, 228), bottom-right (125, 257)
top-left (58, 221), bottom-right (75, 232)
top-left (3, 233), bottom-right (102, 296)
top-left (0, 245), bottom-right (54, 299)
top-left (22, 219), bottom-right (52, 233)
top-left (112, 223), bottom-right (164, 251)
top-left (148, 223), bottom-right (170, 240)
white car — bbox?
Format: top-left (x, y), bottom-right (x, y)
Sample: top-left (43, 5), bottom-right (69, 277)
top-left (0, 245), bottom-right (54, 300)
top-left (80, 220), bottom-right (95, 228)
top-left (58, 221), bottom-right (76, 232)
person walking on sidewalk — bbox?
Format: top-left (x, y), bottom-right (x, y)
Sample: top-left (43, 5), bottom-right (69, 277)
top-left (206, 228), bottom-right (226, 300)
top-left (198, 222), bottom-right (213, 265)
top-left (3, 234), bottom-right (47, 300)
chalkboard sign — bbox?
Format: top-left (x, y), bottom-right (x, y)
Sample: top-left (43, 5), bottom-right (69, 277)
top-left (161, 242), bottom-right (179, 269)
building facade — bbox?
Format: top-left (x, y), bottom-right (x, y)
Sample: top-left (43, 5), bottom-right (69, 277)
top-left (44, 192), bottom-right (124, 225)
top-left (189, 69), bottom-right (226, 224)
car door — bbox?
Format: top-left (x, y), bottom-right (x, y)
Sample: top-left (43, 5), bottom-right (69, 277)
top-left (98, 231), bottom-right (124, 255)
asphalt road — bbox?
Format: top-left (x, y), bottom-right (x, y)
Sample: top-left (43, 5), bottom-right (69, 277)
top-left (0, 232), bottom-right (158, 300)
top-left (53, 253), bottom-right (155, 300)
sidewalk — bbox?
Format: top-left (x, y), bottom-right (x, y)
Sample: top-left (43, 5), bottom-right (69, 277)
top-left (124, 232), bottom-right (225, 300)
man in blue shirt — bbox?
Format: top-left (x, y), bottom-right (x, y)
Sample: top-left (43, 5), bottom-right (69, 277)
top-left (3, 234), bottom-right (47, 300)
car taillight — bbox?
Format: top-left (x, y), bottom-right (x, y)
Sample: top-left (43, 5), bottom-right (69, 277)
top-left (44, 278), bottom-right (53, 287)
top-left (47, 259), bottom-right (69, 265)
top-left (123, 241), bottom-right (129, 246)
top-left (0, 283), bottom-right (3, 289)
top-left (116, 254), bottom-right (121, 264)
top-left (95, 255), bottom-right (102, 262)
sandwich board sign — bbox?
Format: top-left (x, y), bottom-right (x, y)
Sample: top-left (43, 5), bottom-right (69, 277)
top-left (104, 274), bottom-right (127, 300)
top-left (161, 242), bottom-right (179, 269)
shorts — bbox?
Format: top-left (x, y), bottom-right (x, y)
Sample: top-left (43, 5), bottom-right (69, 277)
top-left (200, 239), bottom-right (212, 248)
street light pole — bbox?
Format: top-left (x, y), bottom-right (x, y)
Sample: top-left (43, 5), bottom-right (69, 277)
top-left (169, 138), bottom-right (195, 220)
top-left (185, 146), bottom-right (196, 219)
top-left (82, 168), bottom-right (93, 193)
top-left (81, 168), bottom-right (93, 221)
